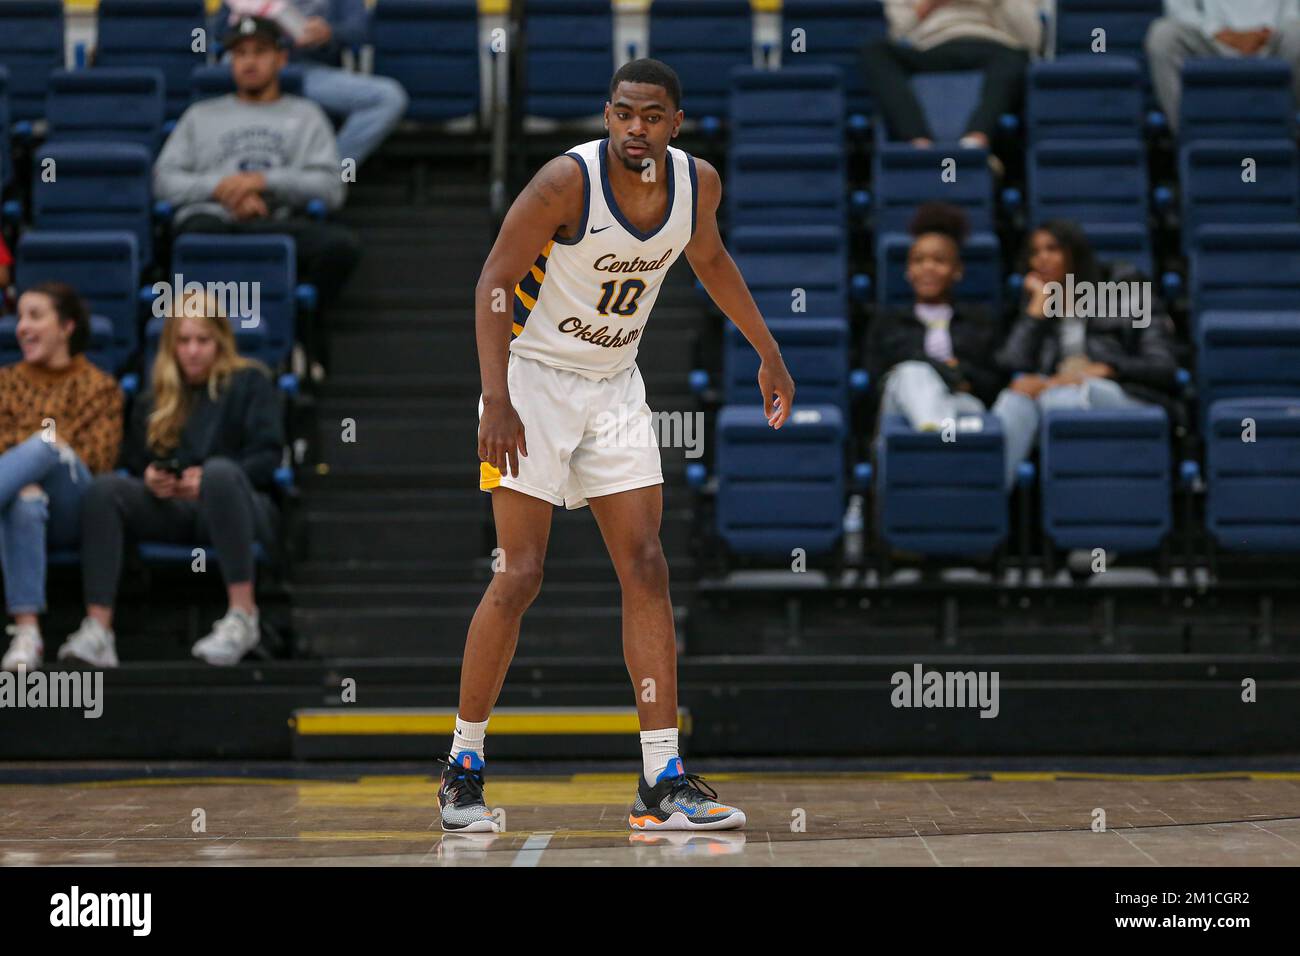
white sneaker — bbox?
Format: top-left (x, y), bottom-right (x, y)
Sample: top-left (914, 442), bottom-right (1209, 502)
top-left (192, 608), bottom-right (260, 666)
top-left (56, 617), bottom-right (119, 669)
top-left (2, 623), bottom-right (43, 671)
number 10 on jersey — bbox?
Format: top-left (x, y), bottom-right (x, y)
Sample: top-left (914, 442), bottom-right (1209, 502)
top-left (596, 278), bottom-right (647, 316)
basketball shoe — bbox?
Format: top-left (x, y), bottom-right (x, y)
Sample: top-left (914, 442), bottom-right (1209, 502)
top-left (437, 751), bottom-right (496, 832)
top-left (628, 757), bottom-right (746, 830)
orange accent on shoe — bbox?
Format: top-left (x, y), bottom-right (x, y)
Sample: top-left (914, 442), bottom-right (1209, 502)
top-left (707, 807), bottom-right (731, 815)
top-left (629, 814), bottom-right (658, 827)
top-left (461, 754), bottom-right (472, 769)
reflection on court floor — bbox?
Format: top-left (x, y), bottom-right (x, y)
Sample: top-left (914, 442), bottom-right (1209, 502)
top-left (4, 767), bottom-right (1300, 866)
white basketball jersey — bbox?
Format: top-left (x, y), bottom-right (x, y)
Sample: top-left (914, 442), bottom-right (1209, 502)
top-left (508, 138), bottom-right (698, 380)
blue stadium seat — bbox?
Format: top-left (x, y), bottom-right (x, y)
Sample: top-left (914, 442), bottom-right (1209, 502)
top-left (1189, 225), bottom-right (1300, 327)
top-left (729, 66), bottom-right (844, 146)
top-left (1205, 398), bottom-right (1300, 552)
top-left (1039, 407), bottom-right (1171, 553)
top-left (1028, 139), bottom-right (1152, 275)
top-left (165, 233), bottom-right (297, 365)
top-left (875, 231), bottom-right (1002, 313)
top-left (0, 316), bottom-right (115, 372)
top-left (142, 313), bottom-right (269, 379)
top-left (1025, 56), bottom-right (1143, 146)
top-left (46, 68), bottom-right (166, 154)
top-left (0, 67), bottom-right (10, 187)
top-left (1196, 311), bottom-right (1300, 421)
top-left (1083, 224), bottom-right (1156, 276)
top-left (0, 0), bottom-right (65, 124)
top-left (523, 0), bottom-right (613, 120)
top-left (33, 143), bottom-right (155, 266)
top-left (730, 224), bottom-right (848, 320)
top-left (1180, 58), bottom-right (1297, 143)
top-left (1054, 0), bottom-right (1163, 63)
top-left (370, 0), bottom-right (479, 123)
top-left (778, 0), bottom-right (886, 124)
top-left (880, 69), bottom-right (984, 144)
top-left (716, 403), bottom-right (845, 558)
top-left (137, 541), bottom-right (271, 566)
top-left (722, 319), bottom-right (850, 415)
top-left (1179, 139), bottom-right (1299, 255)
top-left (874, 412), bottom-right (1008, 557)
top-left (871, 144), bottom-right (994, 238)
top-left (95, 0), bottom-right (207, 121)
top-left (15, 230), bottom-right (141, 369)
top-left (649, 0), bottom-right (753, 124)
top-left (190, 63), bottom-right (304, 101)
top-left (727, 141), bottom-right (845, 228)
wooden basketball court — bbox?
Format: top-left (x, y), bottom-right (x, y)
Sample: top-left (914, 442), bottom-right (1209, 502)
top-left (4, 763), bottom-right (1300, 866)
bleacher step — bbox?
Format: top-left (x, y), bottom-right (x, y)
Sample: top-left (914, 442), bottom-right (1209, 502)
top-left (289, 707), bottom-right (690, 759)
top-left (301, 506), bottom-right (696, 562)
top-left (293, 604), bottom-right (688, 659)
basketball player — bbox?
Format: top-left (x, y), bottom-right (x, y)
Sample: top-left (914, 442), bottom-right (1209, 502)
top-left (439, 59), bottom-right (795, 832)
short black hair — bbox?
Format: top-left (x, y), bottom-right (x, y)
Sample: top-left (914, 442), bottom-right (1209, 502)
top-left (25, 281), bottom-right (91, 356)
top-left (909, 202), bottom-right (970, 246)
top-left (609, 58), bottom-right (682, 111)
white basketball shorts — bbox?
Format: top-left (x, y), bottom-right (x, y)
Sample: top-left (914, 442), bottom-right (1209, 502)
top-left (478, 352), bottom-right (663, 510)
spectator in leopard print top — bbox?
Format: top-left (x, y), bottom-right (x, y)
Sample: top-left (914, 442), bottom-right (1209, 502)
top-left (0, 282), bottom-right (124, 672)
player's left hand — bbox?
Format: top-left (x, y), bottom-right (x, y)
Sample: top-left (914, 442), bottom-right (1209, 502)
top-left (757, 354), bottom-right (795, 429)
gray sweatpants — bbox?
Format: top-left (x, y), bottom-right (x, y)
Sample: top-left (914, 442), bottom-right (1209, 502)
top-left (1144, 16), bottom-right (1300, 132)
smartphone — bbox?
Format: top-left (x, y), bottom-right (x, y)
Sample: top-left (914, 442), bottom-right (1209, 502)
top-left (151, 458), bottom-right (183, 477)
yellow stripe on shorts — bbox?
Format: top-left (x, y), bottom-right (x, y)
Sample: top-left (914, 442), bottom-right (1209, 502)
top-left (480, 460), bottom-right (502, 490)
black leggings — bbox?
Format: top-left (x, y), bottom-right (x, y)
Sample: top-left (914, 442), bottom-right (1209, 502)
top-left (862, 37), bottom-right (1029, 140)
top-left (80, 457), bottom-right (277, 607)
top-left (175, 214), bottom-right (361, 312)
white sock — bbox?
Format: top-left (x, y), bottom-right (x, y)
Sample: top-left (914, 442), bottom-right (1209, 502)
top-left (640, 728), bottom-right (680, 785)
top-left (451, 715), bottom-right (488, 761)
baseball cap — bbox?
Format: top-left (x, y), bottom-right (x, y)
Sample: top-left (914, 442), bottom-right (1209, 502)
top-left (221, 15), bottom-right (286, 49)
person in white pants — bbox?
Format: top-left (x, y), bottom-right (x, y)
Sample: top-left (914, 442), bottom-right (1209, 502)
top-left (1145, 0), bottom-right (1300, 132)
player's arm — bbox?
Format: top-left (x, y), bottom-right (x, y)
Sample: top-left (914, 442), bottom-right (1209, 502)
top-left (474, 156), bottom-right (584, 476)
top-left (684, 159), bottom-right (794, 428)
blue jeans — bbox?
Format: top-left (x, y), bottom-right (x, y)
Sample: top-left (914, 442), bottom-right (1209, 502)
top-left (880, 360), bottom-right (1035, 491)
top-left (0, 434), bottom-right (93, 614)
top-left (996, 376), bottom-right (1148, 489)
top-left (299, 62), bottom-right (409, 166)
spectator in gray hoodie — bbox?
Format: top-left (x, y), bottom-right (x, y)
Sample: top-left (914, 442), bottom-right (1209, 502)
top-left (154, 15), bottom-right (360, 315)
top-left (215, 1), bottom-right (408, 167)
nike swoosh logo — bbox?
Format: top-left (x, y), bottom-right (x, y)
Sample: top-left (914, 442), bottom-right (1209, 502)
top-left (590, 224), bottom-right (615, 234)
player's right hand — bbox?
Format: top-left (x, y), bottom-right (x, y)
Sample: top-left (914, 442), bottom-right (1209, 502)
top-left (758, 355), bottom-right (795, 429)
top-left (479, 401), bottom-right (528, 478)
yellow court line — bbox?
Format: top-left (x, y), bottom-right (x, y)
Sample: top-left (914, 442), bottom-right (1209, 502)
top-left (64, 776), bottom-right (343, 789)
top-left (64, 1), bottom-right (773, 18)
top-left (292, 710), bottom-right (689, 736)
top-left (300, 831), bottom-right (438, 842)
top-left (11, 769), bottom-right (1300, 791)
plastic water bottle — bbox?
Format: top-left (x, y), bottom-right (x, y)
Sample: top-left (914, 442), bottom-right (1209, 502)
top-left (843, 494), bottom-right (864, 566)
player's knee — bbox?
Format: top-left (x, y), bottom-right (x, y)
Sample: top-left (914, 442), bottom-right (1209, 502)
top-left (491, 556), bottom-right (545, 611)
top-left (620, 541), bottom-right (669, 593)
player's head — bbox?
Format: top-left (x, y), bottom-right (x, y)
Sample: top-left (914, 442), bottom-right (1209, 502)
top-left (1024, 219), bottom-right (1099, 286)
top-left (224, 16), bottom-right (289, 99)
top-left (906, 202), bottom-right (969, 304)
top-left (605, 58), bottom-right (683, 172)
